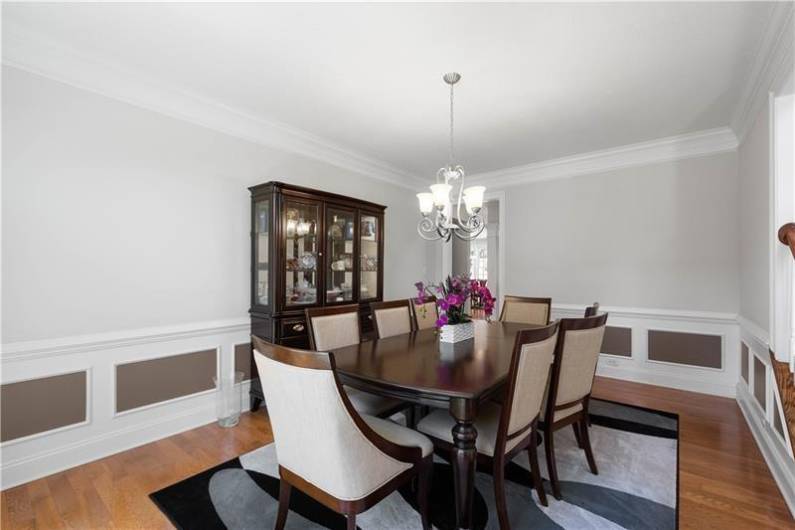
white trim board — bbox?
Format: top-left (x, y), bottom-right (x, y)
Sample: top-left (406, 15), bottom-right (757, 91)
top-left (1, 23), bottom-right (425, 191)
top-left (737, 382), bottom-right (795, 518)
top-left (465, 127), bottom-right (738, 189)
top-left (1, 318), bottom-right (250, 363)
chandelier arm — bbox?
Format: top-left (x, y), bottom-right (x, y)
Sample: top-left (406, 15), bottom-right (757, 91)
top-left (417, 218), bottom-right (442, 241)
top-left (451, 222), bottom-right (485, 241)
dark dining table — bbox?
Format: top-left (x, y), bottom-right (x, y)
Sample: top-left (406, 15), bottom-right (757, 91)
top-left (331, 319), bottom-right (537, 530)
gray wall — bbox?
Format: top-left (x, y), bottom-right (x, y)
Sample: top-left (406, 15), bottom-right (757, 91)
top-left (500, 152), bottom-right (740, 312)
top-left (2, 66), bottom-right (430, 342)
top-left (738, 107), bottom-right (771, 330)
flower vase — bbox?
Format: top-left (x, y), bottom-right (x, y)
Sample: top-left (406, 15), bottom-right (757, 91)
top-left (440, 321), bottom-right (475, 343)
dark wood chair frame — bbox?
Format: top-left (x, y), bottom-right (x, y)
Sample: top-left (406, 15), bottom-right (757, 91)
top-left (305, 304), bottom-right (408, 420)
top-left (410, 295), bottom-right (438, 330)
top-left (252, 336), bottom-right (433, 530)
top-left (540, 312), bottom-right (609, 500)
top-left (369, 299), bottom-right (417, 338)
top-left (584, 302), bottom-right (600, 317)
top-left (421, 323), bottom-right (559, 530)
top-left (498, 295), bottom-right (553, 325)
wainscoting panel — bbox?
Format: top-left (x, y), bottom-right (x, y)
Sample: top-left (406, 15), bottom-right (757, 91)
top-left (1, 370), bottom-right (88, 443)
top-left (234, 342), bottom-right (254, 381)
top-left (754, 356), bottom-right (767, 410)
top-left (0, 318), bottom-right (249, 490)
top-left (741, 342), bottom-right (749, 383)
top-left (601, 326), bottom-right (632, 357)
top-left (115, 349), bottom-right (217, 413)
top-left (737, 316), bottom-right (795, 517)
top-left (648, 329), bottom-right (722, 369)
top-left (553, 304), bottom-right (739, 398)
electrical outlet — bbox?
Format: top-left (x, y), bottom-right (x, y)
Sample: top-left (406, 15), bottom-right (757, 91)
top-left (603, 358), bottom-right (619, 367)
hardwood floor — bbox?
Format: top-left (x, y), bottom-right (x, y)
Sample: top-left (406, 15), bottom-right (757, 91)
top-left (2, 377), bottom-right (793, 529)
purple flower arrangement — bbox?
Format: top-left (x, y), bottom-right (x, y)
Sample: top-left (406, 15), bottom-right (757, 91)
top-left (415, 274), bottom-right (496, 328)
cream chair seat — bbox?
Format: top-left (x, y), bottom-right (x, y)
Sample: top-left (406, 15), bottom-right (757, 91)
top-left (363, 415), bottom-right (433, 457)
top-left (416, 402), bottom-right (523, 456)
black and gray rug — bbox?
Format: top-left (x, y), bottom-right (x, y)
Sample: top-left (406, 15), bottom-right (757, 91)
top-left (151, 399), bottom-right (678, 529)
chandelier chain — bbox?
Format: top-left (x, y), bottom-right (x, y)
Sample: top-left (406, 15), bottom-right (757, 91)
top-left (449, 81), bottom-right (455, 166)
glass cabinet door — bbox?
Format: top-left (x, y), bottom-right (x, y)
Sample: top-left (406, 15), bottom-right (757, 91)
top-left (284, 199), bottom-right (320, 307)
top-left (359, 212), bottom-right (380, 301)
top-left (326, 207), bottom-right (356, 303)
top-left (254, 198), bottom-right (270, 307)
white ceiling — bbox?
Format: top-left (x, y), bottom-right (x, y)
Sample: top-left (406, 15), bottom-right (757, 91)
top-left (2, 2), bottom-right (776, 180)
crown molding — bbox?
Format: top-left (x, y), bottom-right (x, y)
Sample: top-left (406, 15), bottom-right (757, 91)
top-left (731, 2), bottom-right (794, 144)
top-left (1, 23), bottom-right (426, 191)
top-left (465, 126), bottom-right (738, 189)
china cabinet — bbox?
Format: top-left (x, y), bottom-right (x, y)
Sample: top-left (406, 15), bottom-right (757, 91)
top-left (248, 181), bottom-right (385, 410)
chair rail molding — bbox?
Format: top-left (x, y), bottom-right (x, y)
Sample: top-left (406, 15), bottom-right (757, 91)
top-left (1, 22), bottom-right (425, 191)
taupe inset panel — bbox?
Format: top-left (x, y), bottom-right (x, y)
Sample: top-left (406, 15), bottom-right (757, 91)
top-left (116, 349), bottom-right (216, 413)
top-left (601, 326), bottom-right (631, 357)
top-left (774, 398), bottom-right (785, 439)
top-left (648, 330), bottom-right (722, 369)
top-left (741, 342), bottom-right (749, 383)
top-left (1, 371), bottom-right (87, 442)
top-left (753, 356), bottom-right (766, 409)
top-left (235, 343), bottom-right (254, 381)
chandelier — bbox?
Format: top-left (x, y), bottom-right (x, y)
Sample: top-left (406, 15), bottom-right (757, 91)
top-left (417, 72), bottom-right (486, 242)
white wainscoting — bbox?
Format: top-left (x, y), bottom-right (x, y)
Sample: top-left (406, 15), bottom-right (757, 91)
top-left (737, 316), bottom-right (795, 517)
top-left (553, 304), bottom-right (740, 398)
top-left (0, 318), bottom-right (250, 490)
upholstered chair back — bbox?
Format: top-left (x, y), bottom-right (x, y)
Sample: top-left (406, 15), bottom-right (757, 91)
top-left (500, 296), bottom-right (551, 325)
top-left (371, 301), bottom-right (413, 339)
top-left (506, 331), bottom-right (558, 437)
top-left (306, 306), bottom-right (360, 351)
top-left (413, 300), bottom-right (439, 330)
top-left (252, 337), bottom-right (412, 501)
top-left (547, 314), bottom-right (608, 419)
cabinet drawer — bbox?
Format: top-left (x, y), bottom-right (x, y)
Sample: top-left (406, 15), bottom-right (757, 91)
top-left (279, 318), bottom-right (309, 339)
top-left (279, 335), bottom-right (310, 350)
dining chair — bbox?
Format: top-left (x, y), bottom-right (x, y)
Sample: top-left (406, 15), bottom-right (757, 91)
top-left (370, 299), bottom-right (414, 339)
top-left (499, 295), bottom-right (552, 325)
top-left (584, 302), bottom-right (600, 317)
top-left (412, 295), bottom-right (439, 330)
top-left (540, 312), bottom-right (608, 500)
top-left (306, 305), bottom-right (406, 418)
top-left (252, 336), bottom-right (433, 530)
top-left (416, 322), bottom-right (560, 529)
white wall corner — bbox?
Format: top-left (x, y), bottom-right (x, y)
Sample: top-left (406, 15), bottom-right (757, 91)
top-left (1, 22), bottom-right (426, 192)
top-left (731, 2), bottom-right (795, 144)
top-left (465, 127), bottom-right (738, 189)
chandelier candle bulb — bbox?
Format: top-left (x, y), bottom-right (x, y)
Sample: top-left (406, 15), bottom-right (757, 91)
top-left (417, 193), bottom-right (434, 214)
top-left (430, 183), bottom-right (452, 207)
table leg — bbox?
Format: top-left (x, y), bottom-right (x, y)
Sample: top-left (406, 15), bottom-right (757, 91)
top-left (450, 398), bottom-right (477, 530)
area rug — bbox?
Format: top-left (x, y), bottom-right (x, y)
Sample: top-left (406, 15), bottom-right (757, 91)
top-left (151, 399), bottom-right (678, 529)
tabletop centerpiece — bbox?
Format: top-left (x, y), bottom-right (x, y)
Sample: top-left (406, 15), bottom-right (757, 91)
top-left (415, 274), bottom-right (495, 345)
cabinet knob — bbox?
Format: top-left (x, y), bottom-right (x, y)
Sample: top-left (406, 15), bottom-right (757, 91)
top-left (292, 323), bottom-right (305, 332)
top-left (367, 315), bottom-right (373, 320)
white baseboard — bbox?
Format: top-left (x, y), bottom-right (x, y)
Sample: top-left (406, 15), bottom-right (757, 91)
top-left (737, 382), bottom-right (795, 517)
